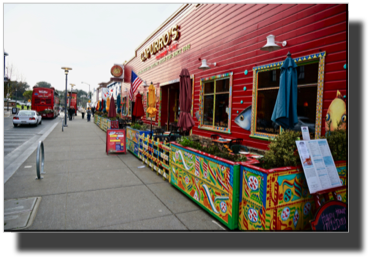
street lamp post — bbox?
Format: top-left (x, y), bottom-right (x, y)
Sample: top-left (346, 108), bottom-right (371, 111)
top-left (61, 67), bottom-right (72, 126)
top-left (82, 81), bottom-right (90, 106)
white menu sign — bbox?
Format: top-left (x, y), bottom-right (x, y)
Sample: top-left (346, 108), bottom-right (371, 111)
top-left (296, 139), bottom-right (342, 194)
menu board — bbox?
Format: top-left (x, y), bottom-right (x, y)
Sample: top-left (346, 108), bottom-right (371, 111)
top-left (106, 129), bottom-right (126, 154)
top-left (296, 139), bottom-right (341, 194)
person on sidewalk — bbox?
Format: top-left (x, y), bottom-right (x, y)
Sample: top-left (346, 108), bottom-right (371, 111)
top-left (87, 107), bottom-right (91, 122)
top-left (91, 106), bottom-right (95, 117)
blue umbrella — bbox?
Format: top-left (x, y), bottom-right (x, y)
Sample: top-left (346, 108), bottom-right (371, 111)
top-left (271, 52), bottom-right (298, 129)
top-left (116, 93), bottom-right (121, 114)
top-left (103, 99), bottom-right (107, 113)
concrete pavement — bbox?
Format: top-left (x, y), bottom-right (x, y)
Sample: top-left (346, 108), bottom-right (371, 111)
top-left (4, 114), bottom-right (227, 230)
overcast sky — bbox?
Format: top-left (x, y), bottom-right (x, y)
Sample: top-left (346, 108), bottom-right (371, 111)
top-left (4, 3), bottom-right (182, 93)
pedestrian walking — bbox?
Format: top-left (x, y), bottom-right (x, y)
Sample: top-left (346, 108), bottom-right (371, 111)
top-left (91, 106), bottom-right (95, 117)
top-left (87, 107), bottom-right (91, 122)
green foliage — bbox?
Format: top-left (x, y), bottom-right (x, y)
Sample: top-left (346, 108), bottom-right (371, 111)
top-left (23, 90), bottom-right (33, 100)
top-left (324, 121), bottom-right (347, 161)
top-left (35, 81), bottom-right (51, 88)
top-left (131, 123), bottom-right (149, 130)
top-left (259, 130), bottom-right (301, 169)
top-left (178, 136), bottom-right (247, 162)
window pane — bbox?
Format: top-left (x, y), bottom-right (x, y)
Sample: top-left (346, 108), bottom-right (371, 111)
top-left (256, 89), bottom-right (281, 134)
top-left (216, 78), bottom-right (229, 93)
top-left (214, 93), bottom-right (229, 127)
top-left (203, 95), bottom-right (214, 125)
top-left (290, 86), bottom-right (317, 138)
top-left (258, 69), bottom-right (280, 88)
top-left (297, 63), bottom-right (318, 85)
top-left (204, 82), bottom-right (214, 94)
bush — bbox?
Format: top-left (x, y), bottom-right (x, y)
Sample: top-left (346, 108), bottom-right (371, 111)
top-left (259, 130), bottom-right (301, 169)
top-left (324, 121), bottom-right (347, 161)
top-left (178, 136), bottom-right (247, 162)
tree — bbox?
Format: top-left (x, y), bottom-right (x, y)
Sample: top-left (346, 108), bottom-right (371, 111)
top-left (35, 81), bottom-right (52, 88)
top-left (23, 90), bottom-right (33, 101)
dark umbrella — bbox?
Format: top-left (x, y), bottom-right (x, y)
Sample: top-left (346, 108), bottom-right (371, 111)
top-left (103, 99), bottom-right (107, 113)
top-left (271, 52), bottom-right (298, 129)
top-left (116, 94), bottom-right (121, 114)
top-left (177, 68), bottom-right (195, 132)
top-left (133, 93), bottom-right (145, 118)
top-left (98, 99), bottom-right (102, 112)
top-left (108, 96), bottom-right (117, 118)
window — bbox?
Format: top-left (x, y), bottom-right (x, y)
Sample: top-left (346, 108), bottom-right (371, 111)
top-left (199, 73), bottom-right (233, 133)
top-left (251, 52), bottom-right (326, 140)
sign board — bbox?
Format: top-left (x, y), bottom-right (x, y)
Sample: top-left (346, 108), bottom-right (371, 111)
top-left (106, 129), bottom-right (127, 155)
top-left (301, 126), bottom-right (310, 141)
top-left (310, 200), bottom-right (347, 231)
top-left (296, 139), bottom-right (341, 194)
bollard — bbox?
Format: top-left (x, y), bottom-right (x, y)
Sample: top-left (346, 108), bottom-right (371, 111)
top-left (36, 141), bottom-right (45, 179)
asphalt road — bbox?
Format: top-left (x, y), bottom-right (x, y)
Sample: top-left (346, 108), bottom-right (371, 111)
top-left (3, 112), bottom-right (63, 183)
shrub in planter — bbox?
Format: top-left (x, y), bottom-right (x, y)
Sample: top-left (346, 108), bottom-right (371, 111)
top-left (239, 129), bottom-right (347, 231)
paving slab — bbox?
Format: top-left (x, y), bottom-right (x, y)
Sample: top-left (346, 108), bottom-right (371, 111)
top-left (5, 197), bottom-right (41, 230)
top-left (95, 215), bottom-right (187, 230)
top-left (66, 157), bottom-right (126, 173)
top-left (25, 194), bottom-right (67, 230)
top-left (4, 173), bottom-right (68, 199)
top-left (10, 159), bottom-right (68, 177)
top-left (176, 210), bottom-right (227, 230)
top-left (67, 168), bottom-right (141, 193)
top-left (65, 185), bottom-right (172, 229)
top-left (146, 182), bottom-right (200, 214)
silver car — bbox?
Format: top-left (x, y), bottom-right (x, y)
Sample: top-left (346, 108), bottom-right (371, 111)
top-left (13, 110), bottom-right (42, 127)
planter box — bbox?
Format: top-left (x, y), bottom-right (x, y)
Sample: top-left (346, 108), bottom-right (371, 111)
top-left (170, 142), bottom-right (242, 230)
top-left (139, 134), bottom-right (171, 181)
top-left (126, 127), bottom-right (151, 158)
top-left (94, 114), bottom-right (119, 132)
top-left (238, 161), bottom-right (347, 231)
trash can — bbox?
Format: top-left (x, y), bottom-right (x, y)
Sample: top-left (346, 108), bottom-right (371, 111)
top-left (82, 112), bottom-right (85, 119)
top-left (12, 107), bottom-right (18, 114)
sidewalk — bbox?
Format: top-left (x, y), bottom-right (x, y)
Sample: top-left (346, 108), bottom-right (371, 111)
top-left (4, 115), bottom-right (226, 230)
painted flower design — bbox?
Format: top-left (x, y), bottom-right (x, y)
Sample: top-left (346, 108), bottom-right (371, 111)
top-left (248, 176), bottom-right (259, 191)
top-left (304, 202), bottom-right (311, 216)
top-left (281, 207), bottom-right (291, 221)
top-left (185, 176), bottom-right (190, 185)
top-left (293, 210), bottom-right (299, 228)
top-left (175, 151), bottom-right (179, 160)
top-left (203, 171), bottom-right (208, 178)
top-left (248, 208), bottom-right (258, 223)
top-left (220, 201), bottom-right (227, 213)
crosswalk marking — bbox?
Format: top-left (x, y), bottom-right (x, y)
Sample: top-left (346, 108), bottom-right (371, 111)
top-left (4, 133), bottom-right (35, 156)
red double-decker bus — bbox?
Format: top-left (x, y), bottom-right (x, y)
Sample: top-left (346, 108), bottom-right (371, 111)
top-left (31, 86), bottom-right (60, 118)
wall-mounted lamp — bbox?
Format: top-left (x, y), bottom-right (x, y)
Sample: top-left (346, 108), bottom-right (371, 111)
top-left (198, 59), bottom-right (216, 70)
top-left (260, 34), bottom-right (287, 52)
top-left (143, 81), bottom-right (149, 88)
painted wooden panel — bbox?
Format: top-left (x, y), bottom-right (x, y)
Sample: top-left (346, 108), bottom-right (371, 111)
top-left (126, 3), bottom-right (347, 151)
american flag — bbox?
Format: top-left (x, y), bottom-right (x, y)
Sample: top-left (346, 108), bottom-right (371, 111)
top-left (130, 70), bottom-right (143, 101)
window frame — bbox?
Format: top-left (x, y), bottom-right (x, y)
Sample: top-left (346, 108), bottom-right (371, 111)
top-left (250, 52), bottom-right (326, 140)
top-left (199, 72), bottom-right (233, 134)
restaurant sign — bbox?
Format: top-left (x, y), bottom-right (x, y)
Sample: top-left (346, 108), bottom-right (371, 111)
top-left (138, 44), bottom-right (191, 75)
top-left (140, 25), bottom-right (180, 62)
top-left (111, 65), bottom-right (123, 78)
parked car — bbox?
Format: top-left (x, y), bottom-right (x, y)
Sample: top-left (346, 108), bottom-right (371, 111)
top-left (13, 110), bottom-right (42, 127)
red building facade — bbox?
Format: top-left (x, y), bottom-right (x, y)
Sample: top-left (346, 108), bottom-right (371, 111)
top-left (124, 4), bottom-right (347, 151)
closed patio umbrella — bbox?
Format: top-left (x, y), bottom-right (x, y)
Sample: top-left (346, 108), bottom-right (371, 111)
top-left (146, 83), bottom-right (158, 136)
top-left (108, 96), bottom-right (117, 118)
top-left (106, 97), bottom-right (110, 112)
top-left (133, 93), bottom-right (145, 118)
top-left (98, 99), bottom-right (102, 112)
top-left (103, 99), bottom-right (107, 113)
top-left (116, 93), bottom-right (121, 114)
top-left (271, 52), bottom-right (298, 129)
top-left (177, 68), bottom-right (195, 132)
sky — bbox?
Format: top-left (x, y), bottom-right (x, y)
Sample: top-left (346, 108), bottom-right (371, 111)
top-left (4, 3), bottom-right (182, 93)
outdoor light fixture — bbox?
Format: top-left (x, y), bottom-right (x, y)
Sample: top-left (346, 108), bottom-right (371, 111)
top-left (61, 67), bottom-right (72, 127)
top-left (198, 59), bottom-right (216, 70)
top-left (260, 35), bottom-right (287, 52)
top-left (143, 81), bottom-right (149, 88)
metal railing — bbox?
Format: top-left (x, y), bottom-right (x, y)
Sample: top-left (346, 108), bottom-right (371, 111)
top-left (36, 141), bottom-right (45, 179)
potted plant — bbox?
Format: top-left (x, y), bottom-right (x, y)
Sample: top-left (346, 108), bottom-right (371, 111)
top-left (238, 130), bottom-right (347, 231)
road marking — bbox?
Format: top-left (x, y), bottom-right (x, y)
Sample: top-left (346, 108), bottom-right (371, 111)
top-left (24, 166), bottom-right (32, 168)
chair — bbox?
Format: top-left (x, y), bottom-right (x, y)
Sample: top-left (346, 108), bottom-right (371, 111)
top-left (229, 138), bottom-right (243, 147)
top-left (211, 134), bottom-right (222, 140)
top-left (231, 144), bottom-right (249, 154)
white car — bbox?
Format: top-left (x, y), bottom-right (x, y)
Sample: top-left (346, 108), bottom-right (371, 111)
top-left (13, 110), bottom-right (42, 127)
